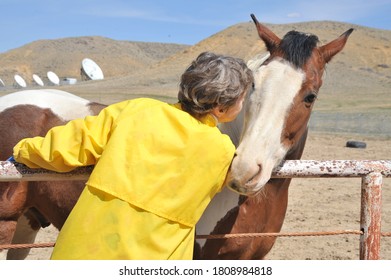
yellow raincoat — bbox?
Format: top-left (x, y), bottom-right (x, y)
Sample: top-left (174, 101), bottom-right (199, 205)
top-left (13, 98), bottom-right (235, 259)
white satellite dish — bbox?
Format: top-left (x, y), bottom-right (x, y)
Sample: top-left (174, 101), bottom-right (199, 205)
top-left (32, 74), bottom-right (44, 86)
top-left (14, 74), bottom-right (27, 88)
top-left (81, 58), bottom-right (104, 80)
top-left (47, 71), bottom-right (60, 85)
top-left (0, 78), bottom-right (5, 87)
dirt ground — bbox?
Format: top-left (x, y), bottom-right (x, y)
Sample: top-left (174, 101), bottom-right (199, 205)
top-left (1, 131), bottom-right (390, 260)
top-left (268, 132), bottom-right (391, 260)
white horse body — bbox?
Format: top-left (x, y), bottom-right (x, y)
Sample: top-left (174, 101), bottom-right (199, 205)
top-left (0, 89), bottom-right (92, 120)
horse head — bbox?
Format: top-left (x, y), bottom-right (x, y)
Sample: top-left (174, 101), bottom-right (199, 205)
top-left (225, 14), bottom-right (353, 196)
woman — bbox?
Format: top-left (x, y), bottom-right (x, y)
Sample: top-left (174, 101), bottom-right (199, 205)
top-left (12, 52), bottom-right (254, 259)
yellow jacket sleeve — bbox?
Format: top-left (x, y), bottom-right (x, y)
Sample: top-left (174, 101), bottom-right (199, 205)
top-left (13, 102), bottom-right (124, 172)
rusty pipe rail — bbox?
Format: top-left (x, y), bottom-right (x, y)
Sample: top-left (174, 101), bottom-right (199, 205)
top-left (0, 161), bottom-right (93, 181)
top-left (1, 159), bottom-right (390, 260)
top-left (273, 160), bottom-right (391, 178)
top-left (1, 160), bottom-right (390, 181)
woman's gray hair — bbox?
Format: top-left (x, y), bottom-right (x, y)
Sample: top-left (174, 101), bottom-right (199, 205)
top-left (178, 52), bottom-right (254, 118)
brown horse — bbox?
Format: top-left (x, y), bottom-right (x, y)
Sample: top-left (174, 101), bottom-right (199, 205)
top-left (0, 89), bottom-right (105, 259)
top-left (194, 14), bottom-right (353, 259)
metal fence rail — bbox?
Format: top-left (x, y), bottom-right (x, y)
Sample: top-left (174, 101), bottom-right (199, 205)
top-left (1, 159), bottom-right (391, 259)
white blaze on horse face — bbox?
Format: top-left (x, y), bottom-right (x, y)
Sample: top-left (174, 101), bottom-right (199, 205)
top-left (0, 89), bottom-right (92, 120)
top-left (229, 60), bottom-right (305, 195)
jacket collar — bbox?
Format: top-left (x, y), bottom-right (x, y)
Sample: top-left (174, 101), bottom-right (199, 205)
top-left (172, 103), bottom-right (218, 127)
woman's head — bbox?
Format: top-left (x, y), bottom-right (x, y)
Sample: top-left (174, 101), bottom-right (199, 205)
top-left (178, 52), bottom-right (254, 121)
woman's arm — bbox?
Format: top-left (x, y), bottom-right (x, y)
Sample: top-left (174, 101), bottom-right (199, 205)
top-left (13, 103), bottom-right (122, 172)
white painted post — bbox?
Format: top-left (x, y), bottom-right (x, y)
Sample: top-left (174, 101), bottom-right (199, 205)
top-left (360, 172), bottom-right (382, 260)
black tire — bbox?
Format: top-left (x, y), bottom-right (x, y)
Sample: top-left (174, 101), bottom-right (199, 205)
top-left (346, 140), bottom-right (367, 149)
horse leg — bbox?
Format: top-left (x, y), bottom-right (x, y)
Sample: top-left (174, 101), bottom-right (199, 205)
top-left (7, 180), bottom-right (83, 260)
top-left (30, 181), bottom-right (85, 230)
top-left (0, 182), bottom-right (28, 254)
top-left (0, 220), bottom-right (17, 247)
top-left (6, 212), bottom-right (41, 260)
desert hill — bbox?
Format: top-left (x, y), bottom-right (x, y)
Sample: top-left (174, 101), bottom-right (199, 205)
top-left (0, 20), bottom-right (390, 117)
top-left (68, 20), bottom-right (391, 115)
top-left (0, 36), bottom-right (188, 87)
top-left (131, 20), bottom-right (390, 98)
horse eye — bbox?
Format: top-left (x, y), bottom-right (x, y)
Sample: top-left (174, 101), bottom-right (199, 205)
top-left (304, 93), bottom-right (317, 104)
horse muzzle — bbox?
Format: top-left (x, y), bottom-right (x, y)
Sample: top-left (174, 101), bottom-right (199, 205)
top-left (226, 157), bottom-right (275, 196)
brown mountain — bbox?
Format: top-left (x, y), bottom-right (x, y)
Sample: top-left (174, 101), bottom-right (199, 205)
top-left (1, 20), bottom-right (390, 113)
top-left (0, 36), bottom-right (188, 88)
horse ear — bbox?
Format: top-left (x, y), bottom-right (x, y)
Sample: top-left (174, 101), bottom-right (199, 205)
top-left (319, 28), bottom-right (354, 63)
top-left (251, 14), bottom-right (281, 53)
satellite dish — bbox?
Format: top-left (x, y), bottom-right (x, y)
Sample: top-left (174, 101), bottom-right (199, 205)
top-left (14, 74), bottom-right (27, 88)
top-left (81, 58), bottom-right (104, 80)
top-left (47, 71), bottom-right (60, 85)
top-left (32, 74), bottom-right (44, 86)
top-left (0, 78), bottom-right (5, 87)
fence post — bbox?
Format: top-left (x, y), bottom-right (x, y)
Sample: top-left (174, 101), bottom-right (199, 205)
top-left (360, 172), bottom-right (382, 260)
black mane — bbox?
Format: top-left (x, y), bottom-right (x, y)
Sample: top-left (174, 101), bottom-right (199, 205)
top-left (279, 31), bottom-right (319, 68)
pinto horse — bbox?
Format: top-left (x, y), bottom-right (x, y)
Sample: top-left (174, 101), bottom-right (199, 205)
top-left (0, 89), bottom-right (105, 259)
top-left (194, 14), bottom-right (353, 259)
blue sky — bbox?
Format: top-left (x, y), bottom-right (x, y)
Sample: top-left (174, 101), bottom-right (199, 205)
top-left (0, 0), bottom-right (390, 53)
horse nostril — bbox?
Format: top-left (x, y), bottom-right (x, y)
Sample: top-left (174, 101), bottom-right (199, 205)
top-left (228, 180), bottom-right (238, 191)
top-left (227, 180), bottom-right (245, 194)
